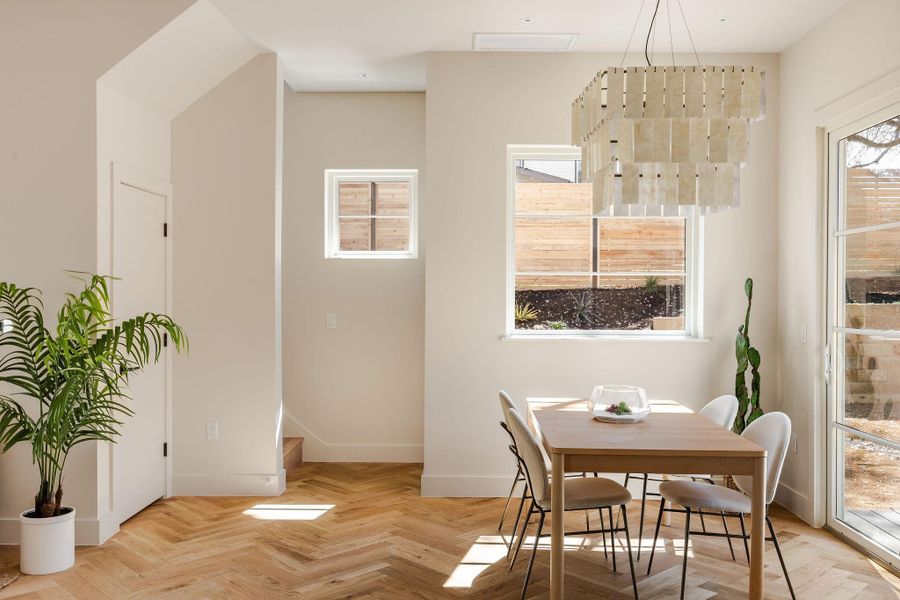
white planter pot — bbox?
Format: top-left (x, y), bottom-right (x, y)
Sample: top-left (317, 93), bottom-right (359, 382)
top-left (18, 507), bottom-right (75, 575)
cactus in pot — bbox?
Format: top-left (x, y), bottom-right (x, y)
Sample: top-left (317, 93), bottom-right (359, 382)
top-left (734, 278), bottom-right (763, 434)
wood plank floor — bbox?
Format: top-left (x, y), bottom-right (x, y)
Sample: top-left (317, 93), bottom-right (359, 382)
top-left (0, 463), bottom-right (897, 599)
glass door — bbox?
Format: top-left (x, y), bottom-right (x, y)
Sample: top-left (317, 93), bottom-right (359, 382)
top-left (827, 106), bottom-right (900, 569)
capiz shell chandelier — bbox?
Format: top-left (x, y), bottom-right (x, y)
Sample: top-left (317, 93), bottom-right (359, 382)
top-left (571, 1), bottom-right (766, 216)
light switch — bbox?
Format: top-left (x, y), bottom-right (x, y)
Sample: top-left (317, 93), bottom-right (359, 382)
top-left (206, 421), bottom-right (219, 441)
top-left (800, 323), bottom-right (807, 345)
top-left (326, 313), bottom-right (337, 329)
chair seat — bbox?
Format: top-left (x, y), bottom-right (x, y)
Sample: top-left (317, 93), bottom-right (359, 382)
top-left (659, 480), bottom-right (751, 514)
top-left (537, 477), bottom-right (632, 510)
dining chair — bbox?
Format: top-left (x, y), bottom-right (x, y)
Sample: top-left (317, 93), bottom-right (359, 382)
top-left (646, 412), bottom-right (795, 600)
top-left (621, 394), bottom-right (739, 559)
top-left (505, 407), bottom-right (640, 600)
top-left (497, 392), bottom-right (607, 560)
top-left (498, 392), bottom-right (529, 556)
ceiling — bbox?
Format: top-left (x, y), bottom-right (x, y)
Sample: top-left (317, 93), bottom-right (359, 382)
top-left (212, 0), bottom-right (848, 92)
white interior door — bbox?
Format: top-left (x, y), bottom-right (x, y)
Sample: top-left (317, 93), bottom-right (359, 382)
top-left (112, 174), bottom-right (169, 524)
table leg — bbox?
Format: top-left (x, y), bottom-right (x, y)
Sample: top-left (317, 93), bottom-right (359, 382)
top-left (749, 455), bottom-right (766, 600)
top-left (550, 452), bottom-right (565, 600)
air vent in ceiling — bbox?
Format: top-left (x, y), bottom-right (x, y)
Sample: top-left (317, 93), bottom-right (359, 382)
top-left (473, 32), bottom-right (578, 52)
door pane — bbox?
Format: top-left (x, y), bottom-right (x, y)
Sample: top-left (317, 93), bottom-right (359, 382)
top-left (837, 430), bottom-right (900, 555)
top-left (843, 114), bottom-right (900, 229)
top-left (841, 332), bottom-right (900, 444)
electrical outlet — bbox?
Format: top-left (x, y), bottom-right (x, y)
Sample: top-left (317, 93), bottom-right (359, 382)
top-left (206, 421), bottom-right (219, 441)
top-left (790, 433), bottom-right (798, 454)
top-left (326, 313), bottom-right (337, 329)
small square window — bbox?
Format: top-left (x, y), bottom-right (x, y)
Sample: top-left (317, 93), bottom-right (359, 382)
top-left (325, 170), bottom-right (418, 258)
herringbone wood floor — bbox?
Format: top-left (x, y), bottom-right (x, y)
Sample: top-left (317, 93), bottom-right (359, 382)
top-left (0, 463), bottom-right (897, 599)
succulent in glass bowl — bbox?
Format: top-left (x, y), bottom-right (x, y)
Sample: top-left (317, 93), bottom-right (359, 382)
top-left (589, 385), bottom-right (650, 422)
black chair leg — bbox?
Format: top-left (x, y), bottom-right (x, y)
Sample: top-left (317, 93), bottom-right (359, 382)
top-left (721, 511), bottom-right (736, 560)
top-left (738, 513), bottom-right (750, 563)
top-left (499, 467), bottom-right (522, 531)
top-left (699, 510), bottom-right (707, 532)
top-left (620, 505), bottom-right (639, 600)
top-left (599, 509), bottom-right (608, 559)
top-left (510, 502), bottom-right (534, 570)
top-left (637, 473), bottom-right (649, 560)
top-left (680, 508), bottom-right (692, 600)
top-left (646, 498), bottom-right (666, 576)
top-left (608, 506), bottom-right (617, 573)
top-left (767, 515), bottom-right (797, 600)
top-left (521, 511), bottom-right (546, 600)
top-left (507, 487), bottom-right (528, 557)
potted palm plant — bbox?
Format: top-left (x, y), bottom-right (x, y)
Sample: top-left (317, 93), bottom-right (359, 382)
top-left (0, 274), bottom-right (186, 575)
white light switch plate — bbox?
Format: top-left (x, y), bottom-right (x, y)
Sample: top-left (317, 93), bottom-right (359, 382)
top-left (206, 421), bottom-right (219, 441)
top-left (790, 433), bottom-right (798, 454)
top-left (800, 323), bottom-right (807, 345)
top-left (326, 313), bottom-right (337, 329)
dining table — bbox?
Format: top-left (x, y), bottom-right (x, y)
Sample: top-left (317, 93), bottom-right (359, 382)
top-left (526, 397), bottom-right (768, 600)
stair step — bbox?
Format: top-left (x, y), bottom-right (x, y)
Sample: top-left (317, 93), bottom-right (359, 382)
top-left (283, 437), bottom-right (303, 470)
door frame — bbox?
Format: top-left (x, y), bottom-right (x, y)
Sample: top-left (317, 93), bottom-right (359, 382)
top-left (109, 163), bottom-right (175, 503)
top-left (824, 100), bottom-right (900, 571)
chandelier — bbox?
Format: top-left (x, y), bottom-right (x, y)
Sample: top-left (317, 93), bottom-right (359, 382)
top-left (571, 0), bottom-right (766, 216)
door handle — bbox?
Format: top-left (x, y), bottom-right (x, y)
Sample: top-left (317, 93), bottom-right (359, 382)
top-left (824, 344), bottom-right (832, 385)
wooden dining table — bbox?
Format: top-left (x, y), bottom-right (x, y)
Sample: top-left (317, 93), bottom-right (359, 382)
top-left (527, 397), bottom-right (768, 600)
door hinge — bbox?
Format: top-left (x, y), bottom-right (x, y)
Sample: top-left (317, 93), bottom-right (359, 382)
top-left (163, 442), bottom-right (168, 457)
top-left (163, 332), bottom-right (168, 348)
top-left (163, 222), bottom-right (168, 237)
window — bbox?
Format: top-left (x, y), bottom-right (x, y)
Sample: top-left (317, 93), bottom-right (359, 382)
top-left (507, 146), bottom-right (698, 336)
top-left (324, 169), bottom-right (417, 258)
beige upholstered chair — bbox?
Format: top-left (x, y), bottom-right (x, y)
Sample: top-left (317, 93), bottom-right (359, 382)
top-left (647, 412), bottom-right (794, 600)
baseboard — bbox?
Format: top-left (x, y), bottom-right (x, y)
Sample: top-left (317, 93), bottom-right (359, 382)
top-left (421, 473), bottom-right (514, 497)
top-left (775, 482), bottom-right (814, 525)
top-left (171, 472), bottom-right (285, 496)
top-left (0, 514), bottom-right (118, 546)
top-left (282, 411), bottom-right (422, 462)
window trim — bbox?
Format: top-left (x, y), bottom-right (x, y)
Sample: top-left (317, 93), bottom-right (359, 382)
top-left (324, 169), bottom-right (418, 259)
top-left (505, 145), bottom-right (702, 339)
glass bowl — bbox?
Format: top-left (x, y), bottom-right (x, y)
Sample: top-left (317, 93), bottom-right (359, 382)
top-left (589, 385), bottom-right (650, 422)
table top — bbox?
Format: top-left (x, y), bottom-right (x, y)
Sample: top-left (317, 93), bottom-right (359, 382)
top-left (527, 397), bottom-right (765, 458)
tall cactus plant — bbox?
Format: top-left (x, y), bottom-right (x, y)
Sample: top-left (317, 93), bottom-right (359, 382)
top-left (734, 278), bottom-right (763, 434)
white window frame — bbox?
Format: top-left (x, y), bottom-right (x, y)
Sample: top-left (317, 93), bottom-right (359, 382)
top-left (505, 145), bottom-right (702, 339)
top-left (324, 169), bottom-right (418, 259)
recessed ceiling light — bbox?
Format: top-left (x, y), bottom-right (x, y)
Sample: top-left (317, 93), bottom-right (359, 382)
top-left (521, 17), bottom-right (534, 23)
top-left (719, 17), bottom-right (730, 23)
top-left (359, 73), bottom-right (368, 78)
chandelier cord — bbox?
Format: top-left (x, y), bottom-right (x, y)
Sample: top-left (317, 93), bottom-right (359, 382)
top-left (675, 0), bottom-right (701, 66)
top-left (644, 0), bottom-right (662, 66)
top-left (666, 0), bottom-right (675, 67)
top-left (619, 0), bottom-right (649, 68)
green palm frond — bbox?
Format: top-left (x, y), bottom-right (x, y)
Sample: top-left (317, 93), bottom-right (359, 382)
top-left (0, 273), bottom-right (187, 516)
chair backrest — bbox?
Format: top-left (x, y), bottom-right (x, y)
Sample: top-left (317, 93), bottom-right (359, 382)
top-left (699, 395), bottom-right (739, 430)
top-left (505, 408), bottom-right (549, 502)
top-left (499, 390), bottom-right (517, 424)
top-left (733, 412), bottom-right (791, 505)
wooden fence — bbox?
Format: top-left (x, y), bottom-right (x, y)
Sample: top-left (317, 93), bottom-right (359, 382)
top-left (515, 182), bottom-right (685, 289)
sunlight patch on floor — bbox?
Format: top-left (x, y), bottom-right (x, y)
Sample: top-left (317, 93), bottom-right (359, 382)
top-left (443, 536), bottom-right (508, 588)
top-left (243, 504), bottom-right (335, 521)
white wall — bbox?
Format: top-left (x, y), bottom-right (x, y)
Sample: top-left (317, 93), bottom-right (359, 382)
top-left (282, 93), bottom-right (425, 461)
top-left (422, 52), bottom-right (780, 496)
top-left (0, 0), bottom-right (194, 545)
top-left (171, 53), bottom-right (285, 495)
top-left (776, 0), bottom-right (900, 524)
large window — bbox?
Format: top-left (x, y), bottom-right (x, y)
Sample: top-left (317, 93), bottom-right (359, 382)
top-left (507, 146), bottom-right (697, 336)
top-left (324, 169), bottom-right (417, 259)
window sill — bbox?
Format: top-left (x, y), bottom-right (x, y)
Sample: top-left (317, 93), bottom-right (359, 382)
top-left (500, 333), bottom-right (709, 342)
